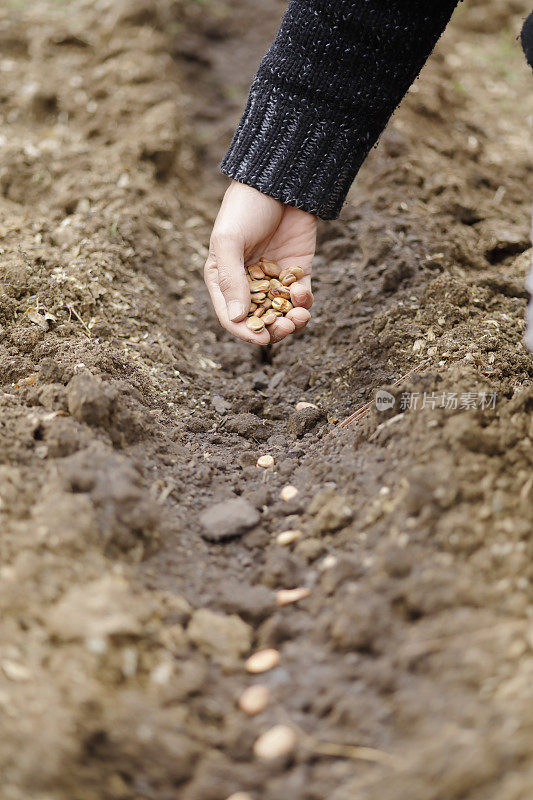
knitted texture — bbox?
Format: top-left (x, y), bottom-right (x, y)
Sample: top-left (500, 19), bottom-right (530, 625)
top-left (221, 0), bottom-right (460, 219)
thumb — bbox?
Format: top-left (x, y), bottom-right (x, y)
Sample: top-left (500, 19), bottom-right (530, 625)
top-left (211, 233), bottom-right (250, 322)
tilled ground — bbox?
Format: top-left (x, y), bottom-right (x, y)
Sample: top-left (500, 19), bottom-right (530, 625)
top-left (0, 1), bottom-right (532, 799)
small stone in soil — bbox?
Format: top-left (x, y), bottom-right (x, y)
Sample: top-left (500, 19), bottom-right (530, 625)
top-left (238, 684), bottom-right (270, 715)
top-left (199, 497), bottom-right (260, 542)
top-left (257, 454), bottom-right (274, 468)
top-left (253, 724), bottom-right (297, 760)
top-left (276, 587), bottom-right (311, 606)
top-left (245, 648), bottom-right (280, 673)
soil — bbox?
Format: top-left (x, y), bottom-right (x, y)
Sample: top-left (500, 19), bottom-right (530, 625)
top-left (0, 1), bottom-right (532, 799)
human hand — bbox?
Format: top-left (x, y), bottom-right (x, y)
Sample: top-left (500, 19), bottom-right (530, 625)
top-left (204, 181), bottom-right (316, 345)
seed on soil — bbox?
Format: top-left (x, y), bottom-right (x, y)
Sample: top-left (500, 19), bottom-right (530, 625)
top-left (245, 648), bottom-right (280, 673)
top-left (253, 724), bottom-right (297, 761)
top-left (295, 401), bottom-right (318, 411)
top-left (276, 529), bottom-right (302, 546)
top-left (256, 454), bottom-right (274, 468)
top-left (238, 684), bottom-right (270, 715)
top-left (276, 587), bottom-right (311, 606)
top-left (225, 794), bottom-right (254, 800)
top-left (246, 317), bottom-right (265, 333)
top-left (280, 485), bottom-right (299, 502)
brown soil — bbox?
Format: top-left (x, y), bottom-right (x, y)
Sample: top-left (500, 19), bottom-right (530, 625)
top-left (0, 1), bottom-right (532, 799)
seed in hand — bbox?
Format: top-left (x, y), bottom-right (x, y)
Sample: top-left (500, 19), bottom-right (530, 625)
top-left (244, 260), bottom-right (302, 334)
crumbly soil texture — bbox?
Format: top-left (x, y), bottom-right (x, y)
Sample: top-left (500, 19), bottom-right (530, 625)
top-left (0, 1), bottom-right (532, 799)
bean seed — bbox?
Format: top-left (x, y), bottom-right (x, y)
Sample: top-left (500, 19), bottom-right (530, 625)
top-left (269, 286), bottom-right (291, 300)
top-left (262, 309), bottom-right (278, 326)
top-left (253, 725), bottom-right (296, 760)
top-left (248, 303), bottom-right (258, 315)
top-left (295, 401), bottom-right (318, 411)
top-left (269, 279), bottom-right (282, 290)
top-left (276, 587), bottom-right (311, 606)
top-left (248, 264), bottom-right (266, 280)
top-left (260, 258), bottom-right (282, 278)
top-left (225, 794), bottom-right (254, 800)
top-left (251, 292), bottom-right (267, 302)
top-left (249, 279), bottom-right (270, 293)
top-left (238, 684), bottom-right (270, 715)
top-left (245, 648), bottom-right (280, 673)
top-left (246, 316), bottom-right (265, 333)
top-left (276, 529), bottom-right (302, 546)
top-left (253, 306), bottom-right (265, 317)
top-left (280, 485), bottom-right (299, 502)
top-left (262, 298), bottom-right (272, 310)
top-left (256, 454), bottom-right (274, 468)
top-left (280, 266), bottom-right (304, 283)
top-left (271, 297), bottom-right (293, 314)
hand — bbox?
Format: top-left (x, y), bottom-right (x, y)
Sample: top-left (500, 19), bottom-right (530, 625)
top-left (204, 181), bottom-right (316, 345)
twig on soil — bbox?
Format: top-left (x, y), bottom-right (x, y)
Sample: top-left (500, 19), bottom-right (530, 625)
top-left (285, 718), bottom-right (401, 769)
top-left (338, 361), bottom-right (429, 429)
top-left (66, 303), bottom-right (91, 336)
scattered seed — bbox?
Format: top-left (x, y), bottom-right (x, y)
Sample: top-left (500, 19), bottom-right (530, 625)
top-left (246, 316), bottom-right (265, 333)
top-left (225, 793), bottom-right (255, 800)
top-left (245, 648), bottom-right (280, 673)
top-left (238, 684), bottom-right (270, 715)
top-left (276, 587), bottom-right (311, 606)
top-left (295, 402), bottom-right (318, 411)
top-left (276, 529), bottom-right (303, 546)
top-left (256, 454), bottom-right (274, 468)
top-left (280, 485), bottom-right (299, 502)
top-left (253, 724), bottom-right (297, 760)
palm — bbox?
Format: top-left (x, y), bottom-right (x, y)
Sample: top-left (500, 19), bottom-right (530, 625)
top-left (249, 206), bottom-right (316, 274)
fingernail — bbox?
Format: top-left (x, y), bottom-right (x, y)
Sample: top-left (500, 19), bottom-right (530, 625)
top-left (228, 301), bottom-right (245, 321)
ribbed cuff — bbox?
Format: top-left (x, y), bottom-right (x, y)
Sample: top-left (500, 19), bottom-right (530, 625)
top-left (220, 81), bottom-right (378, 221)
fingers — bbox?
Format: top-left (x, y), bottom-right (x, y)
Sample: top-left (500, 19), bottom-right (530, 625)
top-left (210, 232), bottom-right (250, 322)
top-left (268, 315), bottom-right (296, 343)
top-left (290, 274), bottom-right (313, 310)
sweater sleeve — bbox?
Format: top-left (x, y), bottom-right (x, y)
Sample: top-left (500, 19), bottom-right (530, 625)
top-left (221, 0), bottom-right (460, 220)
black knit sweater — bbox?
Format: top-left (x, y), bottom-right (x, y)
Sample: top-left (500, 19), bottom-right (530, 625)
top-left (221, 0), bottom-right (460, 219)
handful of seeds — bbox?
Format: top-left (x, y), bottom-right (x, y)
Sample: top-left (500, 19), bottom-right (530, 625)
top-left (245, 257), bottom-right (304, 333)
